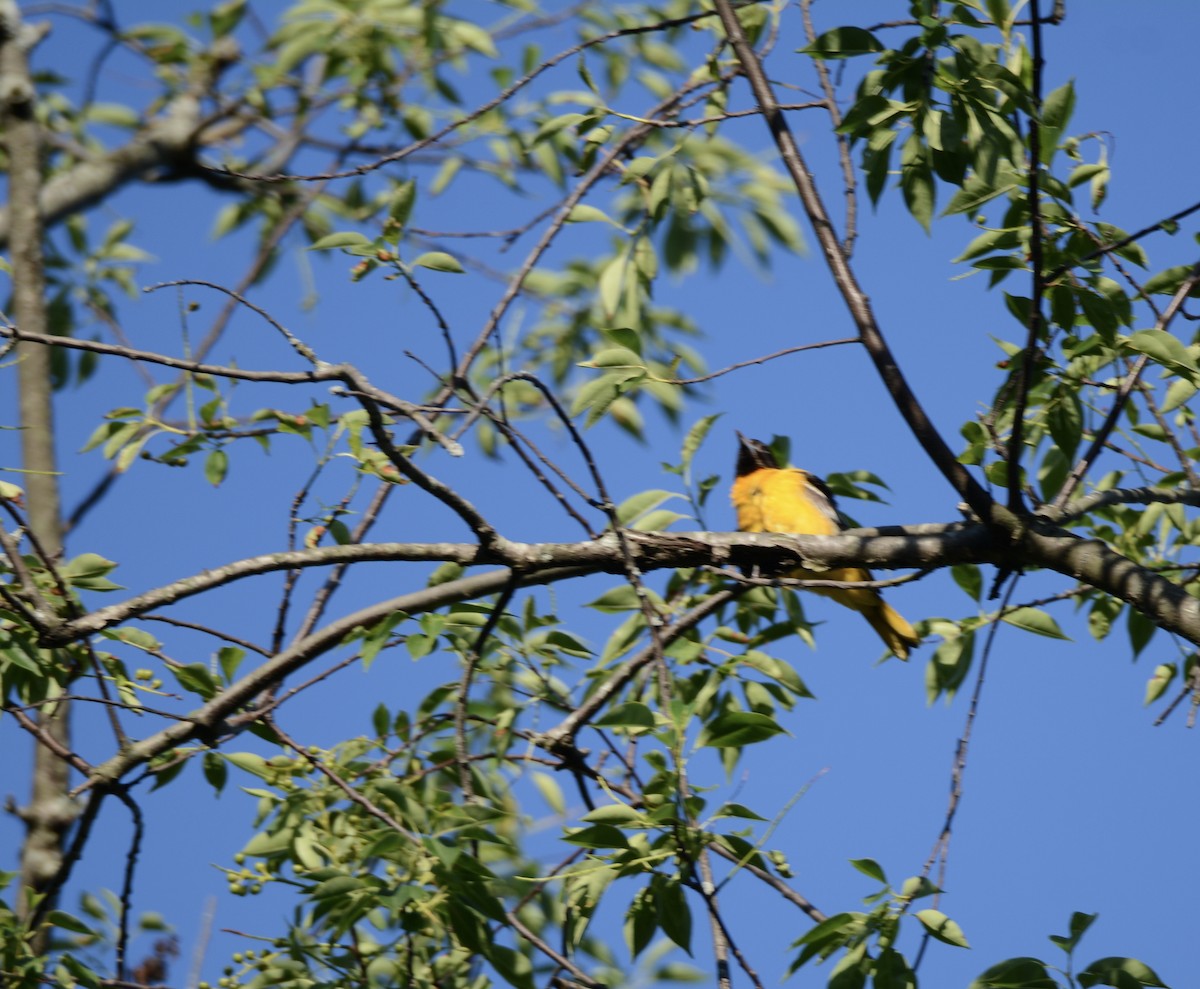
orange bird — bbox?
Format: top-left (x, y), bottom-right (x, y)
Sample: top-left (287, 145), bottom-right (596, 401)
top-left (730, 433), bottom-right (919, 660)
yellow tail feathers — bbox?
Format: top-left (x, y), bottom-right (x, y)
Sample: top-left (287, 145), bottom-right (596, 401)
top-left (862, 600), bottom-right (919, 661)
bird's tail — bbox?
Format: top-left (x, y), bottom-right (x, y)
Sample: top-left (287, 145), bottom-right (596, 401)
top-left (863, 600), bottom-right (920, 660)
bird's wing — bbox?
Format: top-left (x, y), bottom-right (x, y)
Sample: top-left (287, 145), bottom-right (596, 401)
top-left (799, 471), bottom-right (843, 530)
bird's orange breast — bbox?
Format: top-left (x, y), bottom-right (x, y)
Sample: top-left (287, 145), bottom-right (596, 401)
top-left (731, 468), bottom-right (839, 537)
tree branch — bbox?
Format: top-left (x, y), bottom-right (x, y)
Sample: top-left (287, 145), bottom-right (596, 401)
top-left (711, 0), bottom-right (993, 519)
top-left (42, 524), bottom-right (989, 646)
top-left (0, 38), bottom-right (241, 248)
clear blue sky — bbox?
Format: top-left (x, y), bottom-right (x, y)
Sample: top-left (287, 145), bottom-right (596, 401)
top-left (2, 3), bottom-right (1199, 987)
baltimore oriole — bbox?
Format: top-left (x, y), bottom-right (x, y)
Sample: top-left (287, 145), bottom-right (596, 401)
top-left (731, 433), bottom-right (920, 660)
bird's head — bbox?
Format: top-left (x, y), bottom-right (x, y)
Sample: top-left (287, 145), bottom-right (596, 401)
top-left (735, 432), bottom-right (780, 476)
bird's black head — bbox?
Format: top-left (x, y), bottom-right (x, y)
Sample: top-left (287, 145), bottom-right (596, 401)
top-left (735, 432), bottom-right (780, 476)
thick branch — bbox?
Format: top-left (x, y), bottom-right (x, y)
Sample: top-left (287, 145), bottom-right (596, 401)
top-left (64, 514), bottom-right (1200, 794)
top-left (78, 564), bottom-right (591, 792)
top-left (1020, 520), bottom-right (1200, 642)
top-left (0, 38), bottom-right (242, 248)
top-left (1046, 485), bottom-right (1200, 525)
top-left (43, 524), bottom-right (990, 646)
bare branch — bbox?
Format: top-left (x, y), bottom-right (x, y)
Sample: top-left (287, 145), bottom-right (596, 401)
top-left (42, 525), bottom-right (989, 646)
top-left (1044, 485), bottom-right (1200, 525)
top-left (664, 337), bottom-right (858, 385)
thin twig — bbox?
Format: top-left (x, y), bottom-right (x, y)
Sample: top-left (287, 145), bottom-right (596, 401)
top-left (112, 788), bottom-right (145, 981)
top-left (800, 0), bottom-right (858, 255)
top-left (1005, 0), bottom-right (1046, 512)
top-left (912, 573), bottom-right (1016, 972)
top-left (665, 337), bottom-right (858, 385)
top-left (454, 578), bottom-right (518, 797)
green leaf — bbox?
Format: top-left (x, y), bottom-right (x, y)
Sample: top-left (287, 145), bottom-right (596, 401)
top-left (872, 947), bottom-right (917, 989)
top-left (580, 347), bottom-right (644, 370)
top-left (681, 413), bottom-right (721, 471)
top-left (452, 20), bottom-right (498, 58)
top-left (899, 875), bottom-right (941, 900)
top-left (571, 368), bottom-right (645, 428)
top-left (944, 168), bottom-right (1020, 216)
top-left (48, 909), bottom-right (98, 936)
top-left (63, 552), bottom-right (117, 580)
top-left (953, 227), bottom-right (1021, 263)
top-left (1128, 606), bottom-right (1156, 658)
top-left (1000, 607), bottom-right (1070, 640)
top-left (712, 802), bottom-right (768, 822)
top-left (602, 326), bottom-right (642, 356)
top-left (597, 254), bottom-right (628, 321)
top-left (411, 251), bottom-right (464, 273)
top-left (1161, 377), bottom-right (1197, 413)
top-left (594, 701), bottom-right (656, 730)
top-left (202, 751), bottom-right (228, 794)
top-left (531, 772), bottom-right (566, 815)
top-left (1077, 957), bottom-right (1168, 988)
top-left (1125, 328), bottom-right (1198, 373)
top-left (1087, 596), bottom-right (1121, 641)
top-left (205, 448), bottom-right (228, 486)
top-left (312, 875), bottom-right (366, 899)
top-left (63, 552), bottom-right (124, 591)
top-left (656, 878), bottom-right (692, 953)
top-left (626, 888), bottom-right (657, 959)
top-left (915, 909), bottom-right (970, 948)
top-left (967, 957), bottom-right (1057, 989)
top-left (85, 102), bottom-right (142, 128)
top-left (581, 803), bottom-right (644, 825)
top-left (926, 632), bottom-right (975, 704)
top-left (361, 610), bottom-right (405, 665)
top-left (1143, 264), bottom-right (1200, 297)
top-left (171, 663), bottom-right (219, 699)
top-left (615, 488), bottom-right (679, 525)
top-left (225, 752), bottom-right (271, 780)
top-left (1039, 81), bottom-right (1075, 164)
top-left (802, 26), bottom-right (884, 59)
top-left (952, 564), bottom-right (983, 601)
top-left (586, 584), bottom-right (643, 612)
top-left (1050, 910), bottom-right (1098, 954)
top-left (430, 155), bottom-right (462, 196)
top-left (900, 138), bottom-right (935, 233)
top-left (848, 858), bottom-right (887, 883)
top-left (698, 711), bottom-right (785, 747)
top-left (309, 231), bottom-right (371, 251)
top-left (563, 824), bottom-right (630, 849)
top-left (101, 626), bottom-right (161, 653)
top-left (795, 911), bottom-right (867, 948)
top-left (388, 180), bottom-right (417, 228)
top-left (59, 954), bottom-right (102, 989)
top-left (1047, 392), bottom-right (1083, 459)
top-left (1144, 663), bottom-right (1175, 706)
top-left (1068, 163), bottom-right (1108, 188)
top-left (566, 204), bottom-right (614, 224)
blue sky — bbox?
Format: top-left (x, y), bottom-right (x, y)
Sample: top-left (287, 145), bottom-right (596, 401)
top-left (3, 3), bottom-right (1200, 987)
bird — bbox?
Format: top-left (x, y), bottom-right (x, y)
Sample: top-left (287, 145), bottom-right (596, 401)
top-left (730, 432), bottom-right (920, 659)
